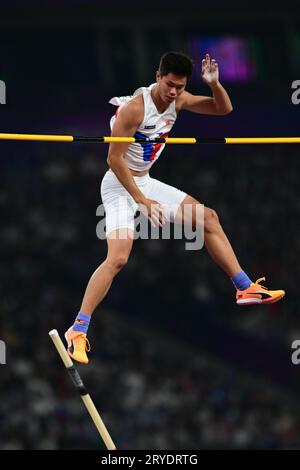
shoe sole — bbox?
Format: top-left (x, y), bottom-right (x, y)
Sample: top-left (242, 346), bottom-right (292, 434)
top-left (236, 292), bottom-right (285, 305)
top-left (237, 298), bottom-right (262, 305)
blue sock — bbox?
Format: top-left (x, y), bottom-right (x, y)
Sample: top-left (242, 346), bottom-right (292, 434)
top-left (72, 312), bottom-right (91, 334)
top-left (231, 271), bottom-right (252, 291)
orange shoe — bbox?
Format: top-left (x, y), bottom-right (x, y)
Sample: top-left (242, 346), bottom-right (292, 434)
top-left (236, 277), bottom-right (285, 306)
top-left (65, 327), bottom-right (91, 364)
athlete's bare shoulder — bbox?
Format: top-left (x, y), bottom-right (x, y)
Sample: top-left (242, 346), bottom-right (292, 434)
top-left (117, 93), bottom-right (144, 127)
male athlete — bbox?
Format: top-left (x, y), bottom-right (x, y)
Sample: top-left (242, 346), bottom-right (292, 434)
top-left (65, 51), bottom-right (285, 364)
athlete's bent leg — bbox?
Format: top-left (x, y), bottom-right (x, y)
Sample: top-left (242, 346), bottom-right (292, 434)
top-left (176, 195), bottom-right (241, 277)
top-left (175, 195), bottom-right (285, 305)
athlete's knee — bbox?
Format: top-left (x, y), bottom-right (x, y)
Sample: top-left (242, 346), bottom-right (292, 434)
top-left (107, 255), bottom-right (129, 271)
top-left (204, 207), bottom-right (220, 231)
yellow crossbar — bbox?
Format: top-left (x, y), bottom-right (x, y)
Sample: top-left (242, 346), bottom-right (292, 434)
top-left (1, 133), bottom-right (300, 144)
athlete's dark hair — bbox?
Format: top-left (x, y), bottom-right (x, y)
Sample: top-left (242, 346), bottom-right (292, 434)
top-left (158, 51), bottom-right (194, 78)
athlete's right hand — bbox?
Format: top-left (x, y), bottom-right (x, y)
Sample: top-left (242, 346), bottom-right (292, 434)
top-left (138, 198), bottom-right (166, 227)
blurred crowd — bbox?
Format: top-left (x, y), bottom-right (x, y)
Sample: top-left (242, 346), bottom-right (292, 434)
top-left (1, 311), bottom-right (300, 450)
top-left (1, 139), bottom-right (300, 449)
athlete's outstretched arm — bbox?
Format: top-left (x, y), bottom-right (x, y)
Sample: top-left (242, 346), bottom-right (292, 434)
top-left (180, 53), bottom-right (233, 115)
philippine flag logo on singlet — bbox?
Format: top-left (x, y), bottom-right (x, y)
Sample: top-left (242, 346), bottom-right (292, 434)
top-left (134, 131), bottom-right (169, 162)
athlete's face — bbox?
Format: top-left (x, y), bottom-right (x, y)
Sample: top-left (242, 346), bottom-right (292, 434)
top-left (156, 72), bottom-right (187, 104)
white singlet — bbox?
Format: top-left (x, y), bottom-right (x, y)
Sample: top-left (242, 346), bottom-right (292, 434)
top-left (109, 83), bottom-right (177, 172)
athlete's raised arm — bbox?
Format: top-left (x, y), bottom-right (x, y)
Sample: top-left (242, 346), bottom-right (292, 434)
top-left (179, 53), bottom-right (233, 115)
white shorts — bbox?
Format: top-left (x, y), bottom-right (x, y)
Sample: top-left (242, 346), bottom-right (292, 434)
top-left (100, 170), bottom-right (187, 236)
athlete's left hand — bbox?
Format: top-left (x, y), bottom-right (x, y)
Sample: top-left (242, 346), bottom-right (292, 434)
top-left (201, 53), bottom-right (219, 85)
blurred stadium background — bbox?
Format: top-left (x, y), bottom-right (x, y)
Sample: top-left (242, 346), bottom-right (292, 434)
top-left (1, 0), bottom-right (300, 449)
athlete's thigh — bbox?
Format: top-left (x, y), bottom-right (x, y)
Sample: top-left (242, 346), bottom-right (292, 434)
top-left (147, 177), bottom-right (186, 222)
top-left (174, 194), bottom-right (204, 228)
